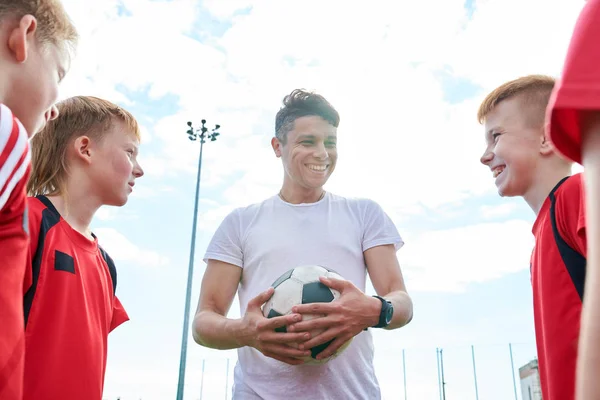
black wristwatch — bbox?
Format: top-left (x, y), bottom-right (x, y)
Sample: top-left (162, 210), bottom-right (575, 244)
top-left (372, 295), bottom-right (393, 328)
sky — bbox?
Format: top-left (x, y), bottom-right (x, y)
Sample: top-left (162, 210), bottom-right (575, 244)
top-left (54, 0), bottom-right (587, 399)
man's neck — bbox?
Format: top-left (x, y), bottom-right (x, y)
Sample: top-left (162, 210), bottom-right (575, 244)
top-left (279, 185), bottom-right (325, 204)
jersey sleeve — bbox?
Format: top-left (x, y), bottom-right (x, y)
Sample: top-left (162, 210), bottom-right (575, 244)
top-left (361, 199), bottom-right (404, 252)
top-left (547, 0), bottom-right (600, 164)
top-left (109, 296), bottom-right (130, 332)
top-left (0, 103), bottom-right (30, 212)
top-left (556, 174), bottom-right (587, 256)
top-left (203, 209), bottom-right (244, 267)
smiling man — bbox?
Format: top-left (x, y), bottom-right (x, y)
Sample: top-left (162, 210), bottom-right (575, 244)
top-left (192, 89), bottom-right (413, 400)
top-left (478, 75), bottom-right (586, 400)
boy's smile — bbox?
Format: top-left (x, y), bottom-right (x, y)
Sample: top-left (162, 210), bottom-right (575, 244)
top-left (492, 165), bottom-right (505, 179)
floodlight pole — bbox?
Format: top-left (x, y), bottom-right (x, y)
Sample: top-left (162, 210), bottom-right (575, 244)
top-left (176, 119), bottom-right (221, 400)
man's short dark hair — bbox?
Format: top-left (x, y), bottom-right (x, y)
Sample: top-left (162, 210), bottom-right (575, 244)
top-left (275, 89), bottom-right (340, 144)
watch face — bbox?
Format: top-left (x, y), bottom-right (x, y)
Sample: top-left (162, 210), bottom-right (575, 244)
top-left (385, 305), bottom-right (393, 323)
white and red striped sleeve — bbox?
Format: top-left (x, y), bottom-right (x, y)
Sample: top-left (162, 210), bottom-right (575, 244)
top-left (0, 103), bottom-right (30, 212)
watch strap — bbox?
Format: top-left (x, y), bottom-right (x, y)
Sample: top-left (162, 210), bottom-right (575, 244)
top-left (372, 295), bottom-right (392, 328)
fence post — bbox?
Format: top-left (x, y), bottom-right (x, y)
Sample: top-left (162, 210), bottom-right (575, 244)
top-left (509, 343), bottom-right (518, 400)
top-left (472, 345), bottom-right (479, 400)
top-left (436, 348), bottom-right (442, 400)
top-left (440, 349), bottom-right (446, 400)
top-left (225, 358), bottom-right (230, 400)
top-left (402, 349), bottom-right (408, 400)
top-left (199, 359), bottom-right (206, 400)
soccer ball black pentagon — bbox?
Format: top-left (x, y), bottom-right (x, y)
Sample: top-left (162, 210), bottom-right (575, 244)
top-left (262, 265), bottom-right (353, 365)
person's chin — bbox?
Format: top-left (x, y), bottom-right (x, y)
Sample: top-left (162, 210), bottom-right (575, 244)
top-left (496, 180), bottom-right (521, 198)
top-left (308, 177), bottom-right (329, 189)
top-left (105, 195), bottom-right (129, 207)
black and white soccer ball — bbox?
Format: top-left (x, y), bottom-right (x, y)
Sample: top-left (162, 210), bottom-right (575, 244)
top-left (262, 265), bottom-right (353, 365)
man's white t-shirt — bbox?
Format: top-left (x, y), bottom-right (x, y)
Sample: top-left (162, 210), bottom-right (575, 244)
top-left (203, 192), bottom-right (403, 400)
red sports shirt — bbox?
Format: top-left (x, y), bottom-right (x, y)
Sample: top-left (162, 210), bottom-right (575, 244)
top-left (0, 103), bottom-right (30, 400)
top-left (23, 195), bottom-right (129, 400)
top-left (531, 174), bottom-right (586, 400)
top-left (547, 0), bottom-right (600, 163)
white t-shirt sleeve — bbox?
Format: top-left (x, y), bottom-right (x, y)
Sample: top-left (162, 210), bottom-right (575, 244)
top-left (361, 199), bottom-right (404, 252)
top-left (203, 209), bottom-right (244, 268)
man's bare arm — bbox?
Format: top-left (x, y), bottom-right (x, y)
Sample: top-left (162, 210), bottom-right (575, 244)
top-left (192, 260), bottom-right (246, 349)
top-left (365, 243), bottom-right (413, 330)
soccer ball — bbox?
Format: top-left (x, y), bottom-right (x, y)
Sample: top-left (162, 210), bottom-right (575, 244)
top-left (262, 265), bottom-right (353, 365)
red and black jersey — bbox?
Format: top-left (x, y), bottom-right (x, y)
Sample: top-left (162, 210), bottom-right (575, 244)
top-left (0, 103), bottom-right (30, 400)
top-left (531, 173), bottom-right (586, 400)
top-left (23, 195), bottom-right (129, 400)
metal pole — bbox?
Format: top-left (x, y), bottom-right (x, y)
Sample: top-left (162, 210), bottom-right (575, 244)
top-left (436, 348), bottom-right (442, 400)
top-left (509, 343), bottom-right (518, 400)
top-left (402, 349), bottom-right (408, 400)
top-left (225, 358), bottom-right (230, 400)
top-left (175, 136), bottom-right (205, 400)
top-left (440, 348), bottom-right (446, 400)
top-left (199, 359), bottom-right (206, 400)
top-left (472, 345), bottom-right (479, 400)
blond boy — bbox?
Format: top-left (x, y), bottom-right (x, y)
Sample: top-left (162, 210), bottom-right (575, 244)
top-left (24, 96), bottom-right (144, 400)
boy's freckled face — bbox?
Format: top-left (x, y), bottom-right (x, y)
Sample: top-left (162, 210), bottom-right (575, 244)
top-left (480, 97), bottom-right (542, 198)
top-left (89, 120), bottom-right (144, 207)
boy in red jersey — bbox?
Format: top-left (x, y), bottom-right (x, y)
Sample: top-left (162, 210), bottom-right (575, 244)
top-left (0, 1), bottom-right (76, 399)
top-left (546, 1), bottom-right (600, 398)
top-left (24, 96), bottom-right (144, 400)
top-left (478, 75), bottom-right (585, 400)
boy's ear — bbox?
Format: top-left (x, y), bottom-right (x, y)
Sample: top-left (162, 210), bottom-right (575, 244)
top-left (73, 136), bottom-right (93, 163)
top-left (7, 15), bottom-right (37, 63)
top-left (540, 132), bottom-right (555, 156)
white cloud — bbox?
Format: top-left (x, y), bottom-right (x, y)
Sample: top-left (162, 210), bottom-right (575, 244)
top-left (144, 0), bottom-right (585, 214)
top-left (398, 219), bottom-right (534, 292)
top-left (447, 0), bottom-right (584, 91)
top-left (196, 204), bottom-right (237, 232)
top-left (202, 0), bottom-right (253, 20)
top-left (479, 202), bottom-right (520, 220)
top-left (95, 207), bottom-right (118, 221)
top-left (58, 0), bottom-right (225, 105)
top-left (94, 227), bottom-right (169, 268)
top-left (94, 207), bottom-right (141, 222)
top-left (129, 184), bottom-right (174, 199)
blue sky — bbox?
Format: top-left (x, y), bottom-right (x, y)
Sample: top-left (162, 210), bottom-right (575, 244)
top-left (55, 0), bottom-right (586, 399)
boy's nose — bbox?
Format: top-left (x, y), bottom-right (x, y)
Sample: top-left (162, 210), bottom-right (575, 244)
top-left (480, 150), bottom-right (493, 165)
